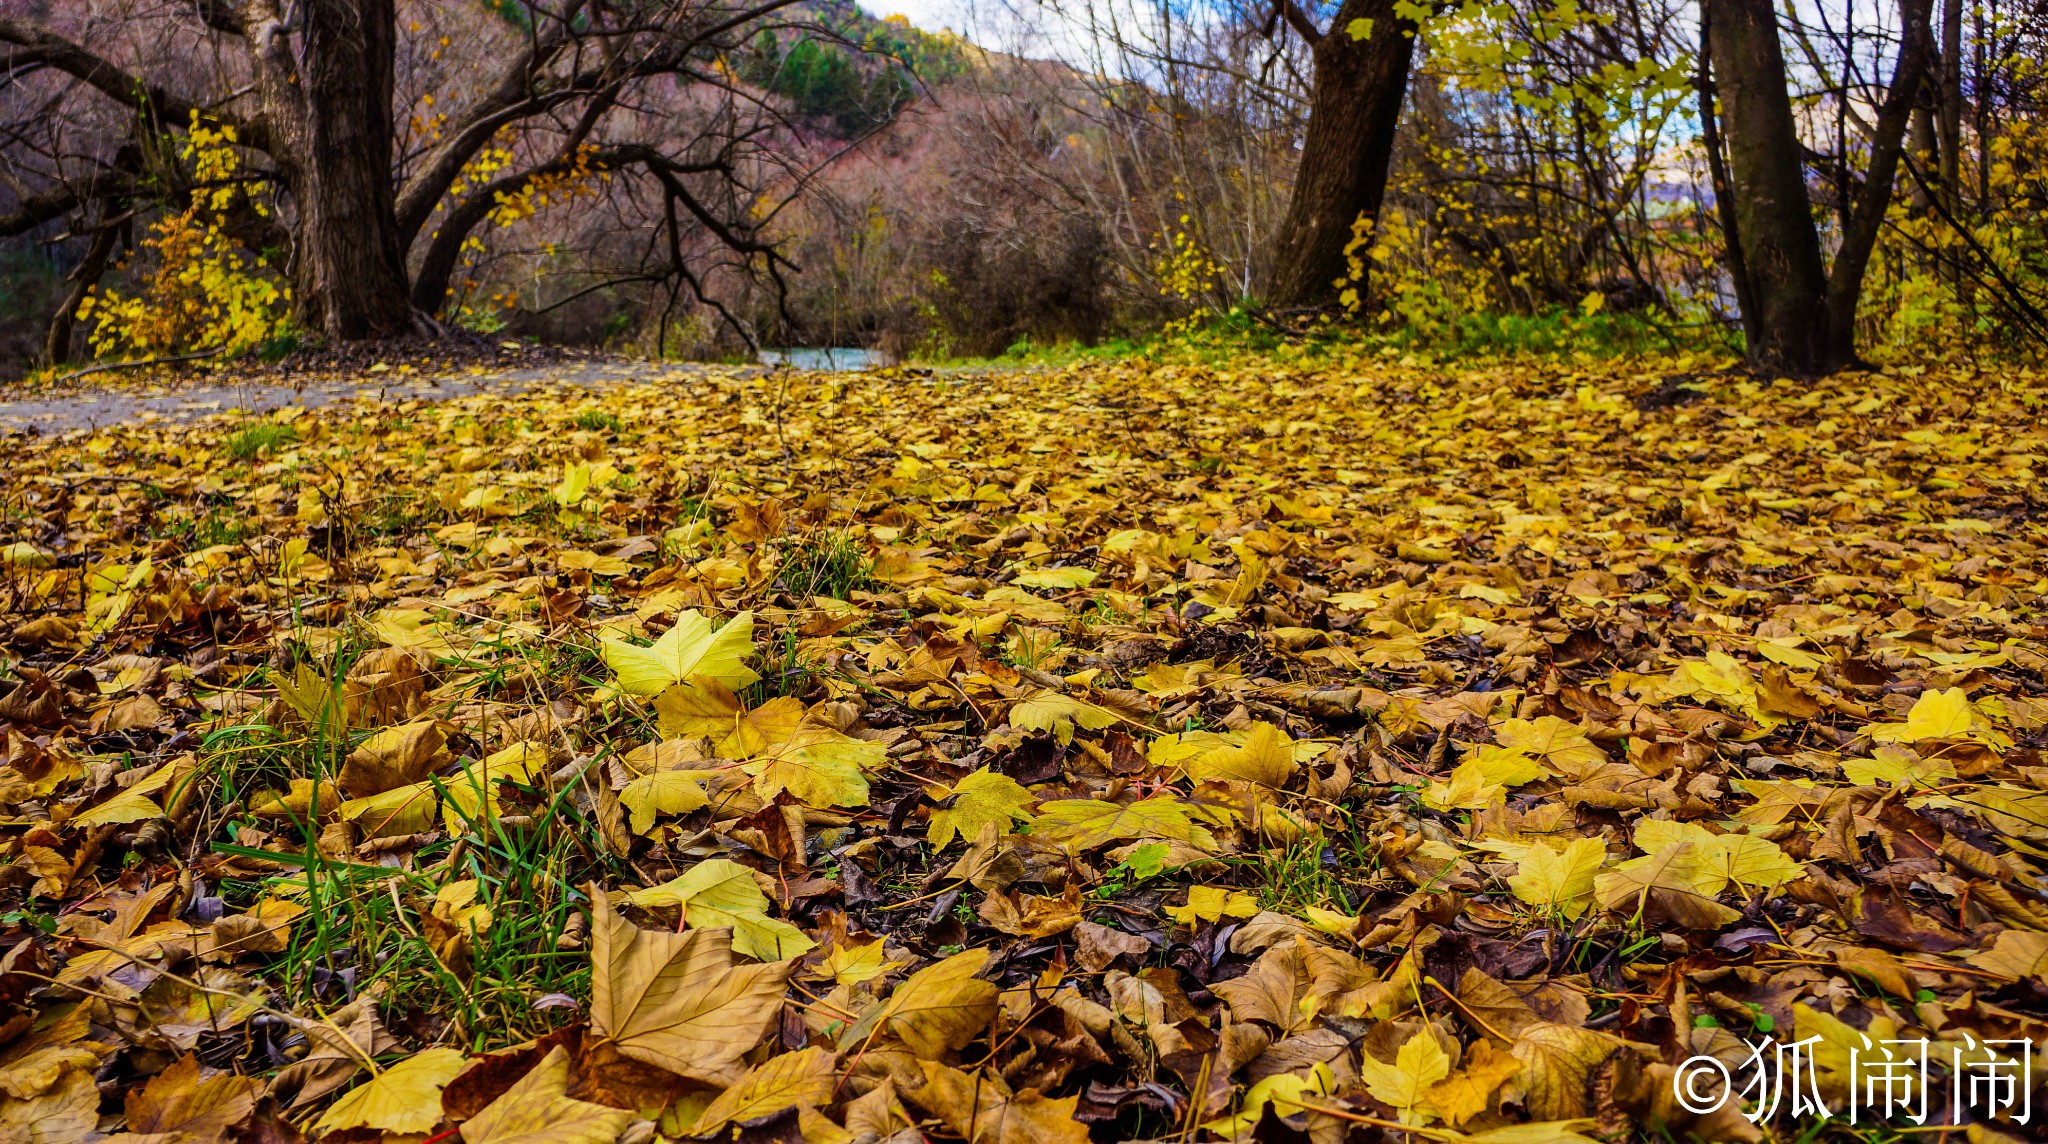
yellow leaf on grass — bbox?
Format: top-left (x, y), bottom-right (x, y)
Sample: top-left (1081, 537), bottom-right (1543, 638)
top-left (848, 947), bottom-right (999, 1059)
top-left (620, 859), bottom-right (815, 961)
top-left (601, 610), bottom-right (758, 696)
top-left (1508, 837), bottom-right (1605, 918)
top-left (441, 742), bottom-right (542, 834)
top-left (743, 730), bottom-right (882, 810)
top-left (1493, 716), bottom-right (1606, 775)
top-left (1164, 885), bottom-right (1260, 926)
top-left (370, 609), bottom-right (459, 655)
top-left (617, 771), bottom-right (710, 835)
top-left (1420, 761), bottom-right (1506, 811)
top-left (1509, 1023), bottom-right (1621, 1120)
top-left (1841, 744), bottom-right (1955, 789)
top-left (1466, 744), bottom-right (1550, 787)
top-left (316, 1047), bottom-right (469, 1135)
top-left (557, 549), bottom-right (632, 577)
top-left (905, 1062), bottom-right (1090, 1144)
top-left (1424, 1040), bottom-right (1523, 1128)
top-left (458, 1045), bottom-right (633, 1144)
top-left (587, 891), bottom-right (796, 1085)
top-left (718, 699), bottom-right (884, 809)
top-left (1358, 1031), bottom-right (1452, 1124)
top-left (718, 696), bottom-right (809, 756)
top-left (551, 462), bottom-right (593, 507)
top-left (1, 541), bottom-right (52, 569)
top-left (816, 939), bottom-right (893, 985)
top-left (1012, 566), bottom-right (1097, 589)
top-left (337, 782), bottom-right (439, 839)
top-left (1665, 653), bottom-right (1768, 724)
top-left (927, 768), bottom-right (1036, 847)
top-left (1302, 904), bottom-right (1360, 940)
top-left (652, 677), bottom-right (744, 739)
top-left (1631, 820), bottom-right (1804, 893)
top-left (339, 719), bottom-right (447, 798)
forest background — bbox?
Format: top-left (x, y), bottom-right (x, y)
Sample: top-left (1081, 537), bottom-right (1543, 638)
top-left (0, 0), bottom-right (2043, 374)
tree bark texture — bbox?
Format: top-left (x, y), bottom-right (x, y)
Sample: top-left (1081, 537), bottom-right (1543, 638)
top-left (1264, 0), bottom-right (1420, 310)
top-left (250, 0), bottom-right (413, 339)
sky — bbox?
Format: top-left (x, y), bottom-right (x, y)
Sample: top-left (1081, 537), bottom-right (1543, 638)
top-left (871, 0), bottom-right (972, 32)
top-left (863, 0), bottom-right (1113, 65)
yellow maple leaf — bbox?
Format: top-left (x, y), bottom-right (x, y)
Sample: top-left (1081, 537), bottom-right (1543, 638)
top-left (1030, 797), bottom-right (1217, 850)
top-left (926, 768), bottom-right (1037, 847)
top-left (1202, 1062), bottom-right (1335, 1137)
top-left (1420, 760), bottom-right (1505, 811)
top-left (1866, 686), bottom-right (1975, 743)
top-left (1008, 690), bottom-right (1118, 744)
top-left (1508, 837), bottom-right (1605, 918)
top-left (1358, 1031), bottom-right (1452, 1124)
top-left (458, 1045), bottom-right (633, 1143)
top-left (600, 610), bottom-right (758, 696)
top-left (1631, 820), bottom-right (1804, 893)
top-left (1592, 841), bottom-right (1739, 928)
top-left (1187, 721), bottom-right (1296, 787)
top-left (1493, 716), bottom-right (1607, 775)
top-left (1163, 885), bottom-right (1260, 926)
top-left (617, 770), bottom-right (710, 835)
top-left (619, 859), bottom-right (815, 961)
top-left (316, 1047), bottom-right (469, 1135)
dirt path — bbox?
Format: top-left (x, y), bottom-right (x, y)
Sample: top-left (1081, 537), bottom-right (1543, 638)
top-left (0, 359), bottom-right (702, 437)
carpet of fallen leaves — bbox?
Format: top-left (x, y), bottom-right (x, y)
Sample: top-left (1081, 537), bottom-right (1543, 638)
top-left (1, 352), bottom-right (2046, 1144)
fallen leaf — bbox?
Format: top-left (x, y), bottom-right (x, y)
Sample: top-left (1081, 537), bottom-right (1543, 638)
top-left (927, 768), bottom-right (1036, 847)
top-left (601, 610), bottom-right (759, 696)
top-left (587, 889), bottom-right (795, 1084)
top-left (316, 1046), bottom-right (469, 1135)
top-left (1358, 1030), bottom-right (1452, 1124)
top-left (458, 1045), bottom-right (634, 1144)
top-left (688, 1045), bottom-right (836, 1136)
top-left (1508, 837), bottom-right (1604, 918)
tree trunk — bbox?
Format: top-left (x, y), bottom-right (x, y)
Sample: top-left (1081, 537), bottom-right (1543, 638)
top-left (1264, 0), bottom-right (1419, 310)
top-left (1706, 0), bottom-right (1932, 375)
top-left (1703, 0), bottom-right (1831, 375)
top-left (1938, 0), bottom-right (1962, 207)
top-left (45, 222), bottom-right (120, 366)
top-left (1821, 0), bottom-right (1934, 365)
top-left (250, 0), bottom-right (413, 340)
top-left (1695, 10), bottom-right (1761, 350)
top-left (1906, 104), bottom-right (1937, 213)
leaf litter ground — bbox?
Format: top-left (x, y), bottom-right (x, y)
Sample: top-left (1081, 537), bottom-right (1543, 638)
top-left (1, 353), bottom-right (2046, 1143)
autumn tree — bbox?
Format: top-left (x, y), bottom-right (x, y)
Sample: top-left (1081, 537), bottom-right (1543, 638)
top-left (0, 0), bottom-right (826, 351)
top-left (1703, 0), bottom-right (1934, 375)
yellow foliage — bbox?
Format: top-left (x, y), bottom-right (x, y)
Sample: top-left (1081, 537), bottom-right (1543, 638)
top-left (76, 113), bottom-right (290, 359)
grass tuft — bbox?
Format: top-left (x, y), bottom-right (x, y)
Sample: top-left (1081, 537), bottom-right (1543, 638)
top-left (224, 422), bottom-right (298, 461)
